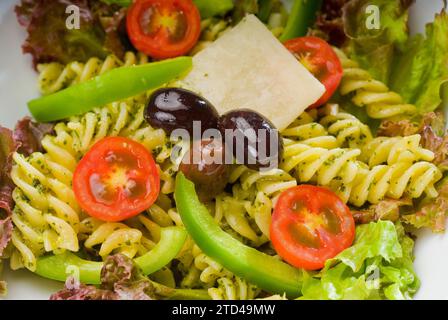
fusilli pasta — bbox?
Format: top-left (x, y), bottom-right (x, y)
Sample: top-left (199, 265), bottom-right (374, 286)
top-left (334, 48), bottom-right (416, 119)
top-left (10, 100), bottom-right (172, 270)
top-left (37, 52), bottom-right (148, 95)
top-left (360, 135), bottom-right (435, 167)
top-left (319, 110), bottom-right (373, 148)
top-left (348, 161), bottom-right (442, 207)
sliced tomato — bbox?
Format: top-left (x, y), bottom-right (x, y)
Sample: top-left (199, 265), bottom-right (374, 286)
top-left (270, 185), bottom-right (355, 270)
top-left (126, 0), bottom-right (201, 59)
top-left (73, 137), bottom-right (160, 222)
top-left (284, 36), bottom-right (343, 109)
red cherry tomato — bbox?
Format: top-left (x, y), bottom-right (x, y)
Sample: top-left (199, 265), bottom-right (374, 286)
top-left (284, 36), bottom-right (343, 109)
top-left (126, 0), bottom-right (201, 59)
top-left (73, 137), bottom-right (160, 222)
top-left (270, 185), bottom-right (355, 270)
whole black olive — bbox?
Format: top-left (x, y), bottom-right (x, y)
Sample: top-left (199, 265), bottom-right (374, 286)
top-left (145, 88), bottom-right (220, 136)
top-left (218, 109), bottom-right (283, 171)
top-left (179, 139), bottom-right (229, 202)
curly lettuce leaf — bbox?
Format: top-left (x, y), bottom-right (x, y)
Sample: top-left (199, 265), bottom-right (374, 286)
top-left (309, 0), bottom-right (350, 47)
top-left (50, 254), bottom-right (156, 300)
top-left (403, 178), bottom-right (448, 233)
top-left (0, 127), bottom-right (17, 257)
top-left (50, 254), bottom-right (204, 300)
top-left (13, 118), bottom-right (55, 157)
top-left (390, 11), bottom-right (448, 113)
top-left (15, 0), bottom-right (131, 68)
top-left (352, 198), bottom-right (412, 224)
top-left (343, 0), bottom-right (413, 83)
top-left (301, 221), bottom-right (419, 300)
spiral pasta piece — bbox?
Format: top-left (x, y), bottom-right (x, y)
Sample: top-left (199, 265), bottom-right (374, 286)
top-left (319, 111), bottom-right (373, 148)
top-left (281, 140), bottom-right (361, 186)
top-left (360, 134), bottom-right (435, 167)
top-left (334, 48), bottom-right (416, 119)
top-left (349, 161), bottom-right (442, 207)
top-left (208, 275), bottom-right (260, 300)
top-left (37, 52), bottom-right (149, 95)
top-left (282, 122), bottom-right (339, 149)
top-left (83, 222), bottom-right (143, 259)
top-left (10, 149), bottom-right (80, 271)
top-left (181, 244), bottom-right (259, 300)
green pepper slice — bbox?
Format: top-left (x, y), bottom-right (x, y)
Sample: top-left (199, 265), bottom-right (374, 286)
top-left (174, 173), bottom-right (303, 298)
top-left (279, 0), bottom-right (323, 42)
top-left (28, 57), bottom-right (192, 122)
top-left (35, 226), bottom-right (187, 285)
top-left (97, 0), bottom-right (233, 19)
top-left (193, 0), bottom-right (234, 18)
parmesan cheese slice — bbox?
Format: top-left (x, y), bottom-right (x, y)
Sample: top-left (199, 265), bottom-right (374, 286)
top-left (178, 14), bottom-right (325, 131)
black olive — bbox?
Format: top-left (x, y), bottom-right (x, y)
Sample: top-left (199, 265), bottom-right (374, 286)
top-left (145, 88), bottom-right (220, 136)
top-left (179, 139), bottom-right (229, 202)
top-left (218, 109), bottom-right (283, 171)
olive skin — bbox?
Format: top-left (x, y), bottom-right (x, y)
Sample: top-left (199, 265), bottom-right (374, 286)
top-left (179, 139), bottom-right (229, 202)
top-left (218, 109), bottom-right (283, 171)
top-left (145, 88), bottom-right (219, 136)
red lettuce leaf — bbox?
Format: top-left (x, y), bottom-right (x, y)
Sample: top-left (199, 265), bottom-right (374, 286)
top-left (15, 0), bottom-right (132, 68)
top-left (352, 198), bottom-right (413, 224)
top-left (420, 126), bottom-right (448, 170)
top-left (403, 178), bottom-right (448, 233)
top-left (310, 0), bottom-right (350, 47)
top-left (90, 1), bottom-right (133, 60)
top-left (13, 117), bottom-right (55, 157)
top-left (50, 254), bottom-right (155, 300)
top-left (377, 119), bottom-right (420, 137)
top-left (50, 277), bottom-right (117, 300)
top-left (0, 127), bottom-right (18, 257)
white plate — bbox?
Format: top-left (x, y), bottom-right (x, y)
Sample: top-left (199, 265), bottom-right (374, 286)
top-left (0, 0), bottom-right (447, 300)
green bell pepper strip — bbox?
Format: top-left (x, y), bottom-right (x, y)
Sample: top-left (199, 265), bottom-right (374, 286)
top-left (98, 0), bottom-right (233, 19)
top-left (193, 0), bottom-right (234, 18)
top-left (279, 0), bottom-right (323, 42)
top-left (28, 57), bottom-right (192, 122)
top-left (174, 173), bottom-right (303, 298)
top-left (99, 0), bottom-right (131, 6)
top-left (35, 226), bottom-right (187, 285)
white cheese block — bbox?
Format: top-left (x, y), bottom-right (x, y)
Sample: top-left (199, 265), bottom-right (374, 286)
top-left (178, 14), bottom-right (325, 131)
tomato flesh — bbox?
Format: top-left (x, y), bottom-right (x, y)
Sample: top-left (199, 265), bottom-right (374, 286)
top-left (270, 185), bottom-right (355, 270)
top-left (127, 0), bottom-right (201, 59)
top-left (73, 137), bottom-right (160, 222)
top-left (284, 36), bottom-right (343, 109)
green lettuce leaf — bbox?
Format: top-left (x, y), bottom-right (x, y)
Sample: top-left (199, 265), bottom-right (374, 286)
top-left (343, 0), bottom-right (413, 83)
top-left (300, 221), bottom-right (419, 300)
top-left (390, 11), bottom-right (448, 113)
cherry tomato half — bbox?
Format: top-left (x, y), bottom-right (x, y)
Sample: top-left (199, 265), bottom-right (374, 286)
top-left (270, 185), bottom-right (355, 270)
top-left (284, 36), bottom-right (343, 109)
top-left (73, 137), bottom-right (160, 222)
top-left (126, 0), bottom-right (201, 59)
